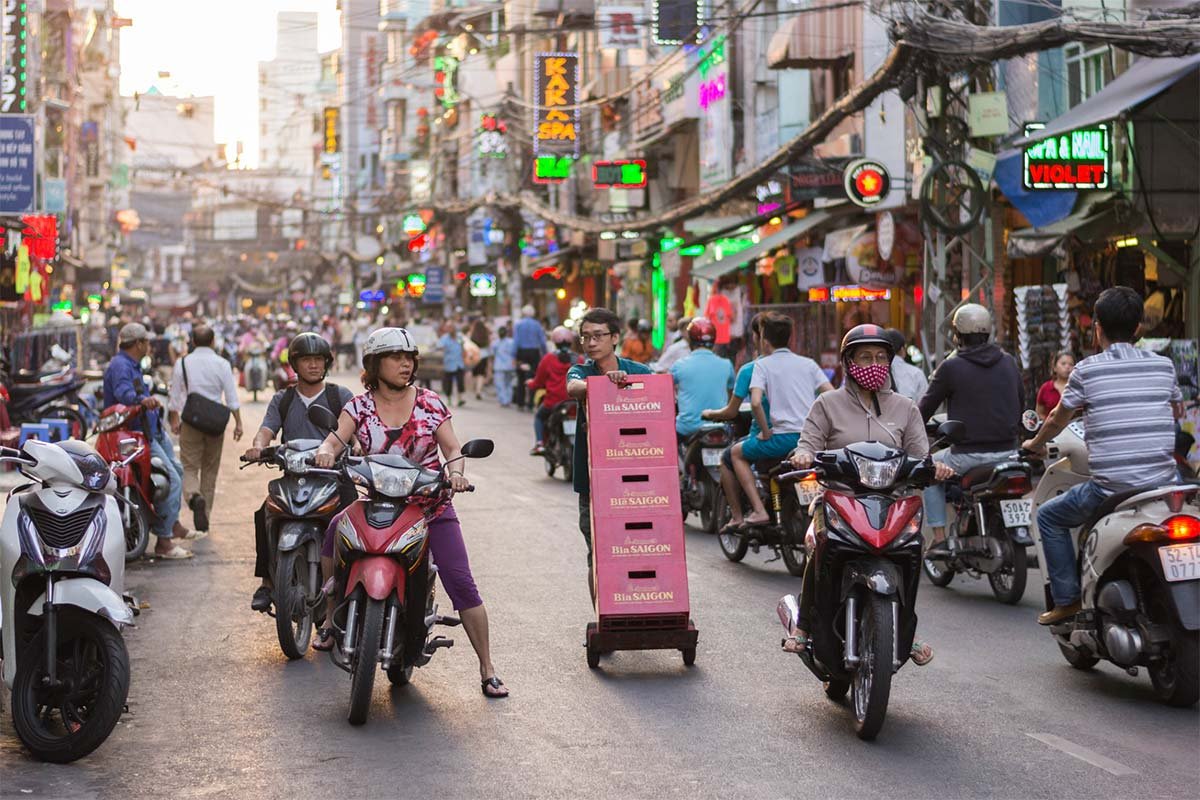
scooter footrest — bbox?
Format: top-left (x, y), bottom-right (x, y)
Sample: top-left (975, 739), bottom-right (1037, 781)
top-left (423, 636), bottom-right (454, 656)
top-left (437, 614), bottom-right (462, 627)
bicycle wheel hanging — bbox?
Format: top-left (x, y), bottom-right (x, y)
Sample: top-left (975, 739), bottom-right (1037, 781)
top-left (919, 159), bottom-right (986, 235)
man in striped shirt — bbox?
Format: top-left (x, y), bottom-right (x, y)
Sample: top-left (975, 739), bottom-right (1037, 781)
top-left (1022, 287), bottom-right (1183, 625)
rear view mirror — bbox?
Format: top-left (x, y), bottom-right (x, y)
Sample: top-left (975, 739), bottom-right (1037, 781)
top-left (1021, 409), bottom-right (1041, 433)
top-left (461, 439), bottom-right (494, 459)
top-left (307, 403), bottom-right (338, 433)
top-left (936, 420), bottom-right (966, 444)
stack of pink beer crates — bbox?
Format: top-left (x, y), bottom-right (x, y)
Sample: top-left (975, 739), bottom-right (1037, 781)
top-left (584, 374), bottom-right (699, 668)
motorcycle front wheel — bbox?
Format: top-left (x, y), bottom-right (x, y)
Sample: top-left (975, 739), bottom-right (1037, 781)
top-left (274, 549), bottom-right (313, 660)
top-left (122, 491), bottom-right (150, 562)
top-left (348, 597), bottom-right (385, 725)
top-left (851, 594), bottom-right (894, 741)
top-left (11, 610), bottom-right (130, 763)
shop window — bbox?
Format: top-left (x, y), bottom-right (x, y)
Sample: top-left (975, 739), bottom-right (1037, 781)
top-left (809, 58), bottom-right (854, 118)
top-left (1065, 43), bottom-right (1110, 108)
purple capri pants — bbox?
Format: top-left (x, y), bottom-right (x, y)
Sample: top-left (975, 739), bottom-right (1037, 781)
top-left (322, 502), bottom-right (483, 611)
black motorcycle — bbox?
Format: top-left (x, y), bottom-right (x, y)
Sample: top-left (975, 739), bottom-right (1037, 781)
top-left (922, 455), bottom-right (1035, 605)
top-left (717, 456), bottom-right (815, 576)
top-left (241, 439), bottom-right (345, 659)
top-left (679, 423), bottom-right (731, 534)
top-left (539, 400), bottom-right (578, 482)
top-left (776, 422), bottom-right (963, 740)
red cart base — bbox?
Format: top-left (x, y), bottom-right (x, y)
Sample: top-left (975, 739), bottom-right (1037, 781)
top-left (585, 620), bottom-right (699, 669)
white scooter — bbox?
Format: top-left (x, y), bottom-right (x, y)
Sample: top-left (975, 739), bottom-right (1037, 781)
top-left (1024, 416), bottom-right (1199, 707)
top-left (0, 438), bottom-right (134, 761)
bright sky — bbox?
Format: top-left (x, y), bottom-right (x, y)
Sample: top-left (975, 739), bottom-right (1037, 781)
top-left (116, 0), bottom-right (341, 167)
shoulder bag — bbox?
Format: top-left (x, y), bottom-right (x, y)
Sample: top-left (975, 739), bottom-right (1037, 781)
top-left (180, 356), bottom-right (231, 436)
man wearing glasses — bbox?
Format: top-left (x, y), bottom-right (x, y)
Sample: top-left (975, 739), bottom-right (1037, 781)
top-left (566, 308), bottom-right (654, 602)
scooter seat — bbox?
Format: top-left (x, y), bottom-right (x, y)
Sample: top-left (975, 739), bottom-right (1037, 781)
top-left (1077, 487), bottom-right (1152, 534)
top-left (959, 464), bottom-right (997, 488)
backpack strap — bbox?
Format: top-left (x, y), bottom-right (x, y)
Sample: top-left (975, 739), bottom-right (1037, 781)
top-left (324, 383), bottom-right (346, 419)
top-left (180, 355), bottom-right (190, 392)
top-left (278, 387), bottom-right (298, 444)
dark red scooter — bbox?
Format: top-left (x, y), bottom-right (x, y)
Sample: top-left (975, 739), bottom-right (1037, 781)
top-left (94, 403), bottom-right (171, 561)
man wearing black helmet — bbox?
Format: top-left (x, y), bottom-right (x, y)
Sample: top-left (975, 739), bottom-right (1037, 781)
top-left (243, 332), bottom-right (354, 612)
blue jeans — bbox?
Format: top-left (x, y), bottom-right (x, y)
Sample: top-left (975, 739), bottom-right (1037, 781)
top-left (922, 449), bottom-right (1016, 528)
top-left (494, 370), bottom-right (514, 406)
top-left (150, 427), bottom-right (184, 539)
top-left (1037, 480), bottom-right (1111, 606)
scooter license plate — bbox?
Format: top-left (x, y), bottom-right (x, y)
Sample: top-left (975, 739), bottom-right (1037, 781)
top-left (999, 499), bottom-right (1032, 528)
top-left (1158, 543), bottom-right (1200, 582)
top-left (701, 448), bottom-right (723, 467)
top-left (562, 420), bottom-right (577, 436)
top-left (794, 477), bottom-right (822, 507)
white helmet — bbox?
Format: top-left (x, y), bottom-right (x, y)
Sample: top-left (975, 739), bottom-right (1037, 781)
top-left (362, 327), bottom-right (418, 366)
top-left (951, 303), bottom-right (992, 337)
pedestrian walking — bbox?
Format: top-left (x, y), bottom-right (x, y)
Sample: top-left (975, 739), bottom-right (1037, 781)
top-left (168, 323), bottom-right (244, 533)
top-left (493, 326), bottom-right (517, 406)
top-left (438, 320), bottom-right (467, 407)
top-left (468, 317), bottom-right (492, 400)
top-left (513, 304), bottom-right (547, 410)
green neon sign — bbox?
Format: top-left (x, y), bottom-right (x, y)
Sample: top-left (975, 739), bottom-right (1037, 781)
top-left (1022, 122), bottom-right (1110, 191)
top-left (534, 156), bottom-right (573, 184)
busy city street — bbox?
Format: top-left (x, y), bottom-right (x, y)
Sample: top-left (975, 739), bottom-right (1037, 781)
top-left (1, 378), bottom-right (1196, 798)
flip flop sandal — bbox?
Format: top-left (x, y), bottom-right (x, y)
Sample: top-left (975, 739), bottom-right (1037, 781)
top-left (782, 632), bottom-right (809, 654)
top-left (182, 529), bottom-right (209, 541)
top-left (155, 545), bottom-right (192, 560)
top-left (481, 677), bottom-right (509, 698)
top-left (313, 628), bottom-right (335, 652)
top-left (718, 521), bottom-right (744, 536)
top-left (910, 640), bottom-right (934, 666)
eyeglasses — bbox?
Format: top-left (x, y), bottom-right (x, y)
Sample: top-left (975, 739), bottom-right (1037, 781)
top-left (579, 332), bottom-right (616, 343)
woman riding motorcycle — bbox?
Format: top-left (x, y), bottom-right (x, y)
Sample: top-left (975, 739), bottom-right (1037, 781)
top-left (313, 327), bottom-right (508, 698)
top-left (786, 324), bottom-right (954, 665)
top-left (528, 325), bottom-right (580, 456)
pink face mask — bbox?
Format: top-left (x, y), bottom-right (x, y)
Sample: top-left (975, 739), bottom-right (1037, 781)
top-left (848, 362), bottom-right (890, 392)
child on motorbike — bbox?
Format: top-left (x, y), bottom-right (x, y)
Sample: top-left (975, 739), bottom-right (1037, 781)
top-left (313, 327), bottom-right (508, 698)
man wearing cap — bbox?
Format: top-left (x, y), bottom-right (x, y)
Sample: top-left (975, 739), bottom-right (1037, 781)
top-left (102, 322), bottom-right (194, 559)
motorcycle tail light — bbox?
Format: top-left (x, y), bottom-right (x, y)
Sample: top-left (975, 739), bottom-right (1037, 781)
top-left (702, 429), bottom-right (727, 446)
top-left (999, 474), bottom-right (1032, 495)
top-left (1124, 515), bottom-right (1200, 545)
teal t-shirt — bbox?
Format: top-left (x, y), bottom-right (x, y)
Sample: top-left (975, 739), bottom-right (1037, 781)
top-left (734, 360), bottom-right (770, 438)
top-left (567, 356), bottom-right (655, 493)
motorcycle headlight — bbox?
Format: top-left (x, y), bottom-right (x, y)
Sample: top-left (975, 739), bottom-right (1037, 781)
top-left (283, 450), bottom-right (311, 475)
top-left (96, 410), bottom-right (130, 433)
top-left (850, 454), bottom-right (903, 490)
top-left (374, 467), bottom-right (417, 498)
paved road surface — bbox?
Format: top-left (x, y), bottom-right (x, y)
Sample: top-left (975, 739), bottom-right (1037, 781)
top-left (2, 376), bottom-right (1196, 799)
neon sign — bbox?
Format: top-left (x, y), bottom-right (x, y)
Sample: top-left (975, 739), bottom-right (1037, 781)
top-left (322, 107), bottom-right (339, 153)
top-left (469, 273), bottom-right (497, 297)
top-left (593, 160), bottom-right (648, 189)
top-left (1022, 123), bottom-right (1110, 190)
top-left (698, 74), bottom-right (726, 111)
top-left (2, 2), bottom-right (28, 113)
top-left (533, 156), bottom-right (573, 184)
top-left (808, 285), bottom-right (892, 303)
top-left (534, 53), bottom-right (579, 157)
top-left (478, 114), bottom-right (507, 158)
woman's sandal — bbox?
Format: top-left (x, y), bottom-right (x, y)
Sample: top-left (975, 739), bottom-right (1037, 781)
top-left (782, 632), bottom-right (809, 654)
top-left (312, 627), bottom-right (335, 652)
top-left (910, 639), bottom-right (934, 666)
top-left (718, 520), bottom-right (744, 536)
top-left (481, 676), bottom-right (509, 698)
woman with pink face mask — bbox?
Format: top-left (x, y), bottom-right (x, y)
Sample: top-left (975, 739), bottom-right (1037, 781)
top-left (786, 324), bottom-right (954, 665)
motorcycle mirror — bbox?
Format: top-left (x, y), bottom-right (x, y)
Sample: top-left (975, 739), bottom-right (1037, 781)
top-left (461, 439), bottom-right (494, 459)
top-left (936, 419), bottom-right (966, 444)
top-left (306, 403), bottom-right (339, 432)
top-left (1021, 409), bottom-right (1042, 433)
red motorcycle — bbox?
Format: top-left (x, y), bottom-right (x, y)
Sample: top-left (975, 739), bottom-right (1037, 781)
top-left (306, 403), bottom-right (494, 725)
top-left (94, 403), bottom-right (171, 561)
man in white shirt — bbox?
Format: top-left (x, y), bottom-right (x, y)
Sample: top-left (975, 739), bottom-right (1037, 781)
top-left (652, 316), bottom-right (692, 373)
top-left (168, 324), bottom-right (243, 533)
top-left (885, 328), bottom-right (929, 403)
top-left (727, 313), bottom-right (832, 529)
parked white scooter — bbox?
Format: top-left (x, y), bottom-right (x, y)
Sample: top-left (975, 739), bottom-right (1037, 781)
top-left (0, 438), bottom-right (134, 762)
top-left (1024, 416), bottom-right (1199, 707)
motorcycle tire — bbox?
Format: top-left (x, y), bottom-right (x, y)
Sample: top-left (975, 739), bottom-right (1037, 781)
top-left (700, 481), bottom-right (720, 535)
top-left (274, 549), bottom-right (313, 660)
top-left (1150, 625), bottom-right (1199, 708)
top-left (922, 556), bottom-right (956, 587)
top-left (11, 610), bottom-right (130, 763)
top-left (387, 663), bottom-right (414, 686)
top-left (543, 456), bottom-right (556, 478)
top-left (561, 452), bottom-right (573, 484)
top-left (348, 598), bottom-right (385, 725)
top-left (718, 512), bottom-right (749, 563)
top-left (987, 535), bottom-right (1028, 605)
top-left (42, 405), bottom-right (87, 440)
top-left (851, 594), bottom-right (894, 741)
top-left (122, 491), bottom-right (150, 562)
top-left (1058, 643), bottom-right (1099, 671)
top-left (824, 679), bottom-right (850, 701)
top-left (779, 497), bottom-right (808, 577)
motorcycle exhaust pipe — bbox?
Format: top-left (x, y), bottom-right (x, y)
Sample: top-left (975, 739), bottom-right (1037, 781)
top-left (776, 594), bottom-right (801, 633)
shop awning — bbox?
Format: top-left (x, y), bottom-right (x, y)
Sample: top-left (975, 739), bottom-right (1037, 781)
top-left (521, 246), bottom-right (578, 276)
top-left (1006, 192), bottom-right (1133, 259)
top-left (768, 2), bottom-right (856, 69)
top-left (692, 207), bottom-right (848, 282)
top-left (1015, 53), bottom-right (1200, 146)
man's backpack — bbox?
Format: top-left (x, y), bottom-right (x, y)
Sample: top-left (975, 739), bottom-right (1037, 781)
top-left (278, 383), bottom-right (346, 444)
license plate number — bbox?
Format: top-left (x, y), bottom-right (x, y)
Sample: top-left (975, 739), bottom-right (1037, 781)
top-left (702, 448), bottom-right (723, 467)
top-left (1158, 543), bottom-right (1200, 583)
top-left (999, 499), bottom-right (1032, 528)
top-left (794, 478), bottom-right (822, 507)
top-left (561, 420), bottom-right (576, 436)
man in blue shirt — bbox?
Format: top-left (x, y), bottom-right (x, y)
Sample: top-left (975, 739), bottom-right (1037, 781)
top-left (102, 323), bottom-right (191, 558)
top-left (670, 317), bottom-right (734, 438)
top-left (438, 322), bottom-right (466, 407)
top-left (513, 304), bottom-right (547, 411)
top-left (566, 307), bottom-right (653, 602)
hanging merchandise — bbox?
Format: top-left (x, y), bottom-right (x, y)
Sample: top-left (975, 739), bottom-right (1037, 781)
top-left (1013, 284), bottom-right (1070, 405)
top-left (795, 247), bottom-right (826, 291)
top-left (775, 253), bottom-right (797, 286)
